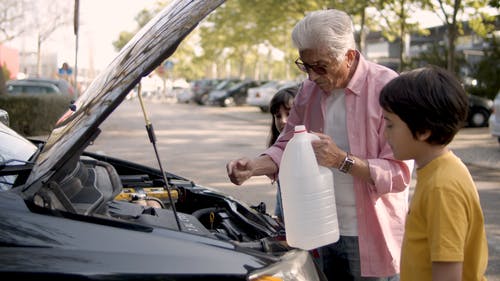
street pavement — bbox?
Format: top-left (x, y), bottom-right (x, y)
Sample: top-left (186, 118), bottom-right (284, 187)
top-left (90, 98), bottom-right (500, 279)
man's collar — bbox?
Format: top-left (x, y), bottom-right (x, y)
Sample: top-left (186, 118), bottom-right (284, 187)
top-left (345, 51), bottom-right (365, 96)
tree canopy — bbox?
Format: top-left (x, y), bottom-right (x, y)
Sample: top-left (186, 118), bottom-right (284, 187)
top-left (113, 0), bottom-right (498, 88)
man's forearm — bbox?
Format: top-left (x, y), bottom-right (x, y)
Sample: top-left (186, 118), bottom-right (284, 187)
top-left (251, 155), bottom-right (279, 177)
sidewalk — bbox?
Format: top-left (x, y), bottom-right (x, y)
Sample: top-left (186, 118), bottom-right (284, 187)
top-left (449, 127), bottom-right (500, 168)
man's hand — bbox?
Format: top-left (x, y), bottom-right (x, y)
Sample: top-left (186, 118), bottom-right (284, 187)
top-left (226, 157), bottom-right (254, 185)
top-left (310, 132), bottom-right (346, 168)
top-left (226, 155), bottom-right (278, 186)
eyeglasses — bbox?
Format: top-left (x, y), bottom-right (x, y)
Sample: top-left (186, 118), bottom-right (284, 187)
top-left (294, 58), bottom-right (328, 75)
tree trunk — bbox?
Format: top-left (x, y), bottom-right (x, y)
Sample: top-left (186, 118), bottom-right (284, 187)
top-left (357, 7), bottom-right (367, 55)
top-left (447, 0), bottom-right (461, 74)
top-left (398, 0), bottom-right (406, 72)
top-left (447, 24), bottom-right (456, 72)
top-left (37, 34), bottom-right (42, 77)
top-left (0, 65), bottom-right (6, 95)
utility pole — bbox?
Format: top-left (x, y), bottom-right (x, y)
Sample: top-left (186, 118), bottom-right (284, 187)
top-left (74, 0), bottom-right (80, 97)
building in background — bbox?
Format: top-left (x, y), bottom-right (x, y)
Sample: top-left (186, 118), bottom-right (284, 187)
top-left (365, 15), bottom-right (500, 76)
top-left (0, 45), bottom-right (19, 79)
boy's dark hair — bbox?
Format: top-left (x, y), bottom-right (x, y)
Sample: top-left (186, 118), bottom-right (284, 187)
top-left (379, 66), bottom-right (468, 145)
top-left (267, 84), bottom-right (300, 147)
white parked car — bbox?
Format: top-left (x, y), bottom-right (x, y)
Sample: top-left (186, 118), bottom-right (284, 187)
top-left (247, 80), bottom-right (298, 112)
top-left (488, 90), bottom-right (500, 144)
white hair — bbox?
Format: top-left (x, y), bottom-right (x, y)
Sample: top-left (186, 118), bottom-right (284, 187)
top-left (291, 9), bottom-right (357, 62)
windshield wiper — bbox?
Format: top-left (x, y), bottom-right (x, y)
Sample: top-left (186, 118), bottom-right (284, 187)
top-left (0, 159), bottom-right (34, 176)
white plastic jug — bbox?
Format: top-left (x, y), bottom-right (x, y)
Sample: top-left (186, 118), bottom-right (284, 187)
top-left (279, 125), bottom-right (339, 250)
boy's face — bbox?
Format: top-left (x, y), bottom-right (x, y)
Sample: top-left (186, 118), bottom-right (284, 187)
top-left (382, 110), bottom-right (419, 161)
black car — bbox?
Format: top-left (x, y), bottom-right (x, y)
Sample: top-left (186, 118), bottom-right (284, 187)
top-left (468, 94), bottom-right (493, 127)
top-left (208, 80), bottom-right (265, 107)
top-left (191, 78), bottom-right (223, 105)
top-left (0, 1), bottom-right (325, 280)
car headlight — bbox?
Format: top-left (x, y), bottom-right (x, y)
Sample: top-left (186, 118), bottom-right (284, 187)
top-left (248, 250), bottom-right (324, 281)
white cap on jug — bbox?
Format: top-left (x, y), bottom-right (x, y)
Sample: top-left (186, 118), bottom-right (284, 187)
top-left (294, 125), bottom-right (306, 133)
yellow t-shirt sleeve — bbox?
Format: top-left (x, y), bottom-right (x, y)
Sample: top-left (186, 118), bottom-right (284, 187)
top-left (426, 186), bottom-right (467, 262)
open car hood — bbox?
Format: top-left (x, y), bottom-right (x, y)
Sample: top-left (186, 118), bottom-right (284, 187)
top-left (23, 0), bottom-right (225, 194)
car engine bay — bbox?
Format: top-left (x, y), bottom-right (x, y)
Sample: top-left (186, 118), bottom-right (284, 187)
top-left (27, 151), bottom-right (288, 253)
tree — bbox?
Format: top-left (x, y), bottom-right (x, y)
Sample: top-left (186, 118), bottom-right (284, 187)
top-left (0, 0), bottom-right (28, 94)
top-left (427, 0), bottom-right (495, 73)
top-left (112, 0), bottom-right (498, 81)
top-left (199, 0), bottom-right (333, 79)
top-left (112, 9), bottom-right (155, 52)
top-left (28, 0), bottom-right (72, 76)
top-left (370, 0), bottom-right (431, 71)
top-left (469, 35), bottom-right (500, 99)
top-left (0, 0), bottom-right (28, 43)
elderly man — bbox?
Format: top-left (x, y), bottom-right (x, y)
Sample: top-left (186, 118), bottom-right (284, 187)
top-left (227, 9), bottom-right (413, 281)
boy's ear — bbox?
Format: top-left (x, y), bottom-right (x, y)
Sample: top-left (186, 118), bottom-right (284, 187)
top-left (416, 130), bottom-right (431, 142)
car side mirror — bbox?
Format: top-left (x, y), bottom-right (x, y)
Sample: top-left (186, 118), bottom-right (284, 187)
top-left (0, 109), bottom-right (9, 127)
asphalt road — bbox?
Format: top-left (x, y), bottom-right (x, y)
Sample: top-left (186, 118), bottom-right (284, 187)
top-left (88, 97), bottom-right (500, 279)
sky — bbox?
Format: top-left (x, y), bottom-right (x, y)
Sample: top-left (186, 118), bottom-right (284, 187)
top-left (7, 1), bottom-right (497, 75)
top-left (9, 0), bottom-right (158, 72)
top-left (75, 0), bottom-right (156, 69)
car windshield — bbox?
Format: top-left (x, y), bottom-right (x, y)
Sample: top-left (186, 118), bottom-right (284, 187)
top-left (0, 123), bottom-right (37, 190)
top-left (229, 81), bottom-right (247, 91)
top-left (260, 81), bottom-right (279, 89)
top-left (215, 80), bottom-right (240, 90)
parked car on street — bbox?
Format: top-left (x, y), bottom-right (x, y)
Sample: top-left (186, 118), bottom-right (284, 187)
top-left (247, 80), bottom-right (299, 112)
top-left (489, 90), bottom-right (500, 143)
top-left (191, 78), bottom-right (223, 105)
top-left (175, 86), bottom-right (193, 103)
top-left (208, 80), bottom-right (265, 107)
top-left (468, 94), bottom-right (493, 127)
top-left (0, 1), bottom-right (326, 280)
top-left (6, 79), bottom-right (63, 96)
top-left (22, 77), bottom-right (76, 99)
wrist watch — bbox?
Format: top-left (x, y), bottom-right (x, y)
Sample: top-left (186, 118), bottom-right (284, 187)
top-left (339, 152), bottom-right (355, 173)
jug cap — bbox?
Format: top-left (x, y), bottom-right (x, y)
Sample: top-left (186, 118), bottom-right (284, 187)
top-left (294, 125), bottom-right (306, 133)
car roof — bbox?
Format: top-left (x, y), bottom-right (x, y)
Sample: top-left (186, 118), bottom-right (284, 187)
top-left (6, 80), bottom-right (62, 94)
top-left (19, 78), bottom-right (73, 95)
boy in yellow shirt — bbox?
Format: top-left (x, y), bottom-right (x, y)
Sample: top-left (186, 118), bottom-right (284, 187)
top-left (379, 66), bottom-right (488, 281)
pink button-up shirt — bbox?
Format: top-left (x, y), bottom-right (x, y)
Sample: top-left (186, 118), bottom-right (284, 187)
top-left (263, 53), bottom-right (413, 276)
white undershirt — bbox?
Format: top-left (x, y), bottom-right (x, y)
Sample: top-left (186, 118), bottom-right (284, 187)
top-left (324, 89), bottom-right (358, 236)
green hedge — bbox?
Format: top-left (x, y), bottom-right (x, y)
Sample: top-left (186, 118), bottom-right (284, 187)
top-left (0, 94), bottom-right (72, 136)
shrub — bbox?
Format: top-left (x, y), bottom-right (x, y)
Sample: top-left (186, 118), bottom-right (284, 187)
top-left (0, 94), bottom-right (72, 136)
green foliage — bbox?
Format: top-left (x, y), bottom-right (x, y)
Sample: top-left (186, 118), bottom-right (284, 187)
top-left (410, 42), bottom-right (467, 72)
top-left (469, 36), bottom-right (500, 99)
top-left (0, 64), bottom-right (8, 96)
top-left (112, 8), bottom-right (155, 52)
top-left (1, 63), bottom-right (10, 80)
top-left (112, 0), bottom-right (497, 80)
top-left (112, 31), bottom-right (135, 52)
top-left (0, 94), bottom-right (71, 136)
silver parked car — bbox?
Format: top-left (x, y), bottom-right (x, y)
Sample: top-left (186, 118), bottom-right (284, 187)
top-left (489, 90), bottom-right (500, 143)
top-left (247, 80), bottom-right (298, 112)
